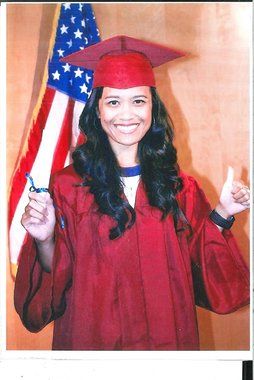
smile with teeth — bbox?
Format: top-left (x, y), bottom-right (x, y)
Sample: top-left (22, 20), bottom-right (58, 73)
top-left (114, 123), bottom-right (140, 134)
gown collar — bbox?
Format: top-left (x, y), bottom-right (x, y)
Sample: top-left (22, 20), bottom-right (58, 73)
top-left (120, 165), bottom-right (141, 177)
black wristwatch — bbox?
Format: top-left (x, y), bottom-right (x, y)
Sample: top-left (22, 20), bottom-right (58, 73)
top-left (209, 209), bottom-right (235, 229)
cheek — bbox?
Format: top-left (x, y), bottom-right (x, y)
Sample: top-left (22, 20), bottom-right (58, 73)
top-left (100, 116), bottom-right (111, 135)
top-left (98, 101), bottom-right (109, 123)
top-left (100, 109), bottom-right (116, 124)
top-left (139, 106), bottom-right (152, 126)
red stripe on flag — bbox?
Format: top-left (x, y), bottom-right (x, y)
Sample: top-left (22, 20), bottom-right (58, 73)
top-left (51, 97), bottom-right (75, 174)
top-left (8, 88), bottom-right (56, 224)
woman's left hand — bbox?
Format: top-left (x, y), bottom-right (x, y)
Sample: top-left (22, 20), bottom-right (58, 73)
top-left (215, 166), bottom-right (250, 219)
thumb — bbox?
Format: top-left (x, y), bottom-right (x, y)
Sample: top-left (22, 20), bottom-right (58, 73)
top-left (224, 166), bottom-right (234, 188)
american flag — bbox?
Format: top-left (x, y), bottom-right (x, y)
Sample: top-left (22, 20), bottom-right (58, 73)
top-left (8, 3), bottom-right (100, 274)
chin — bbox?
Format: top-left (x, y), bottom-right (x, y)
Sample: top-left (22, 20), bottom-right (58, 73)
top-left (117, 136), bottom-right (141, 146)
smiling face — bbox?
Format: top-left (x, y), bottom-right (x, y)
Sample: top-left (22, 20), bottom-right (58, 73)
top-left (98, 86), bottom-right (152, 161)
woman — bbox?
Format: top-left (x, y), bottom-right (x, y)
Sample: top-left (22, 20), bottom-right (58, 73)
top-left (14, 36), bottom-right (250, 350)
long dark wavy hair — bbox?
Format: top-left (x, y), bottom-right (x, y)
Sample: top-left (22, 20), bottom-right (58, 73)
top-left (73, 87), bottom-right (184, 239)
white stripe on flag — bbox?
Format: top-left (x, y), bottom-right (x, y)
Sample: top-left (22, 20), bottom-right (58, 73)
top-left (10, 91), bottom-right (69, 264)
top-left (64, 100), bottom-right (84, 167)
top-left (72, 100), bottom-right (84, 147)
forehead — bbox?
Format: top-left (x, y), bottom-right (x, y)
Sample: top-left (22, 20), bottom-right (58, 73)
top-left (101, 86), bottom-right (151, 98)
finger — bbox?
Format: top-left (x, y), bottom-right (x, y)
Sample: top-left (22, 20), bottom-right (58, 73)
top-left (231, 182), bottom-right (245, 195)
top-left (232, 187), bottom-right (250, 200)
top-left (225, 166), bottom-right (234, 187)
top-left (233, 195), bottom-right (250, 204)
top-left (28, 191), bottom-right (53, 206)
top-left (26, 200), bottom-right (48, 215)
top-left (30, 199), bottom-right (49, 216)
top-left (21, 215), bottom-right (47, 227)
top-left (24, 204), bottom-right (44, 217)
top-left (24, 207), bottom-right (48, 222)
top-left (241, 202), bottom-right (250, 208)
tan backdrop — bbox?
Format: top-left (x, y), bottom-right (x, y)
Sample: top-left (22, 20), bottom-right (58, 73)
top-left (6, 3), bottom-right (251, 350)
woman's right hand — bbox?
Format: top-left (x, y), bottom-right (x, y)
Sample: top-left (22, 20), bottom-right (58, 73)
top-left (21, 191), bottom-right (56, 243)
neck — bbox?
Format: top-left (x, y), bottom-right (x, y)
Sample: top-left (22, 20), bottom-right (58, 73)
top-left (111, 143), bottom-right (139, 168)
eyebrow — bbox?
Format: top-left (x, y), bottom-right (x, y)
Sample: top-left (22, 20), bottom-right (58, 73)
top-left (132, 95), bottom-right (148, 99)
top-left (104, 95), bottom-right (149, 99)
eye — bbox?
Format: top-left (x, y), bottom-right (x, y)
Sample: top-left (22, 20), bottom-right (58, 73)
top-left (133, 99), bottom-right (146, 105)
top-left (107, 99), bottom-right (119, 106)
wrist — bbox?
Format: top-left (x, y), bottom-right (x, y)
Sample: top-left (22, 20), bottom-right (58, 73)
top-left (35, 235), bottom-right (55, 246)
top-left (209, 209), bottom-right (235, 230)
top-left (214, 204), bottom-right (232, 219)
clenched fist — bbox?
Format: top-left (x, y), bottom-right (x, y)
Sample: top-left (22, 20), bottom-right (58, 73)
top-left (21, 191), bottom-right (56, 243)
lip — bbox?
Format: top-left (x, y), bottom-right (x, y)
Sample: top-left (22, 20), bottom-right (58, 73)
top-left (114, 123), bottom-right (140, 134)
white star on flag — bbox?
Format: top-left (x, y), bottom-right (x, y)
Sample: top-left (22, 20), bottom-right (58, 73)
top-left (60, 24), bottom-right (69, 34)
top-left (71, 16), bottom-right (76, 24)
top-left (81, 19), bottom-right (86, 27)
top-left (80, 83), bottom-right (88, 94)
top-left (52, 70), bottom-right (60, 80)
top-left (63, 3), bottom-right (71, 10)
top-left (57, 49), bottom-right (65, 57)
top-left (74, 67), bottom-right (84, 78)
top-left (62, 63), bottom-right (71, 72)
top-left (66, 39), bottom-right (73, 48)
top-left (85, 73), bottom-right (92, 83)
top-left (74, 28), bottom-right (83, 39)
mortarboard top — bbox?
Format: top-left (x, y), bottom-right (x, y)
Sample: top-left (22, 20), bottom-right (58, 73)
top-left (61, 35), bottom-right (186, 89)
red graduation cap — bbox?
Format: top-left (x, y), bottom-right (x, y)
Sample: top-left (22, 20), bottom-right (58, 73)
top-left (61, 35), bottom-right (186, 89)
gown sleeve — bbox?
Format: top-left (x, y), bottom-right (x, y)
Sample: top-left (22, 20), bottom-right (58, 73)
top-left (14, 173), bottom-right (74, 333)
top-left (179, 173), bottom-right (250, 314)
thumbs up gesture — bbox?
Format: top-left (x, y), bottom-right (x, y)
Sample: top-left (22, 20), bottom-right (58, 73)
top-left (215, 167), bottom-right (250, 218)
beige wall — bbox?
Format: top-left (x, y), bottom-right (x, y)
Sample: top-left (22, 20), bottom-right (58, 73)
top-left (7, 3), bottom-right (251, 350)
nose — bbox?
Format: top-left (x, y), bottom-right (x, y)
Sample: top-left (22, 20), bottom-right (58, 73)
top-left (118, 101), bottom-right (133, 121)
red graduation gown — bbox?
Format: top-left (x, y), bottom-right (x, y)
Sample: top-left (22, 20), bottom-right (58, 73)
top-left (14, 165), bottom-right (250, 350)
